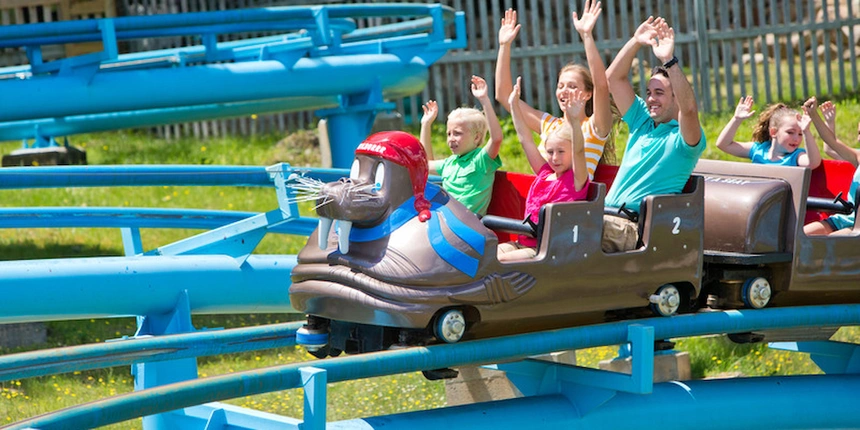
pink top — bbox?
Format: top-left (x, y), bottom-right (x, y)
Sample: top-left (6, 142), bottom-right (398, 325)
top-left (518, 164), bottom-right (589, 247)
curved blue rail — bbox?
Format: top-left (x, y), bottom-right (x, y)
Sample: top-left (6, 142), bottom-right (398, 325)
top-left (0, 4), bottom-right (466, 168)
top-left (0, 164), bottom-right (348, 189)
top-left (8, 304), bottom-right (860, 429)
top-left (0, 254), bottom-right (297, 323)
top-left (0, 5), bottom-right (458, 47)
top-left (0, 322), bottom-right (302, 381)
top-left (0, 207), bottom-right (317, 233)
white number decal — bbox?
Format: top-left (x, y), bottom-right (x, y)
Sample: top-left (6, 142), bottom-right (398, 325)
top-left (672, 217), bottom-right (681, 235)
top-left (572, 225), bottom-right (579, 243)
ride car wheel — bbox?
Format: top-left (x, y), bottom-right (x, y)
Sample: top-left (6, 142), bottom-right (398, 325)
top-left (742, 277), bottom-right (772, 309)
top-left (650, 284), bottom-right (681, 317)
top-left (434, 309), bottom-right (466, 343)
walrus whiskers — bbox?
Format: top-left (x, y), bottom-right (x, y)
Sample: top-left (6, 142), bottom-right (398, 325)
top-left (285, 175), bottom-right (327, 205)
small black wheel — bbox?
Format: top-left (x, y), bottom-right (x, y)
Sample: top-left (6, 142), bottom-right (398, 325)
top-left (434, 309), bottom-right (466, 343)
top-left (741, 277), bottom-right (772, 309)
top-left (650, 284), bottom-right (681, 317)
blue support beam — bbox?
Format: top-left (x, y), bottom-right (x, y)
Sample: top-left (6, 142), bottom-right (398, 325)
top-left (176, 403), bottom-right (304, 429)
top-left (0, 322), bottom-right (302, 382)
top-left (10, 305), bottom-right (860, 429)
top-left (499, 324), bottom-right (656, 396)
top-left (149, 209), bottom-right (289, 261)
top-left (338, 375), bottom-right (860, 430)
top-left (300, 367), bottom-right (327, 430)
top-left (0, 254), bottom-right (296, 324)
top-left (0, 164), bottom-right (349, 189)
top-left (0, 5), bottom-right (459, 48)
top-left (0, 5), bottom-right (467, 159)
top-left (0, 165), bottom-right (274, 188)
top-left (0, 98), bottom-right (338, 142)
top-left (133, 291), bottom-right (199, 428)
top-left (0, 207), bottom-right (318, 236)
top-left (1, 56), bottom-right (430, 123)
top-left (771, 340), bottom-right (860, 374)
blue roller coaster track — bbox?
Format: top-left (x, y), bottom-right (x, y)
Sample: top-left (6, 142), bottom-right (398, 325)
top-left (0, 3), bottom-right (858, 430)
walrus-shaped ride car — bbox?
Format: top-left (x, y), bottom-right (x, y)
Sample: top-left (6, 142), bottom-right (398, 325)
top-left (290, 132), bottom-right (860, 356)
top-left (290, 131), bottom-right (704, 356)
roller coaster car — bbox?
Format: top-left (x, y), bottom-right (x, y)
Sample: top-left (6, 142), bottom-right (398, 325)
top-left (290, 131), bottom-right (704, 355)
top-left (695, 159), bottom-right (860, 313)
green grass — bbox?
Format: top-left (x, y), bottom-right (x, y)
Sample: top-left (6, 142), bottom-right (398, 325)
top-left (3, 100), bottom-right (860, 427)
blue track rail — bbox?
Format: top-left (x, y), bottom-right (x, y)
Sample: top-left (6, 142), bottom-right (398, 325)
top-left (0, 164), bottom-right (348, 188)
top-left (1, 4), bottom-right (857, 428)
top-left (0, 322), bottom-right (302, 382)
top-left (6, 305), bottom-right (860, 429)
top-left (2, 163), bottom-right (859, 429)
top-left (0, 4), bottom-right (467, 168)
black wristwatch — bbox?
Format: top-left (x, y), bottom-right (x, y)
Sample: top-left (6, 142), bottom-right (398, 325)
top-left (663, 56), bottom-right (679, 69)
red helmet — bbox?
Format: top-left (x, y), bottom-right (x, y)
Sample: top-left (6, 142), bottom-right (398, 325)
top-left (355, 131), bottom-right (432, 221)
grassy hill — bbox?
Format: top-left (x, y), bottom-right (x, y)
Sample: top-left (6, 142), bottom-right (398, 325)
top-left (2, 98), bottom-right (860, 427)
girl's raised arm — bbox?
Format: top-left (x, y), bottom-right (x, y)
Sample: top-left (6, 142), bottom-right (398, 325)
top-left (799, 97), bottom-right (828, 170)
top-left (819, 101), bottom-right (860, 165)
top-left (494, 8), bottom-right (544, 133)
top-left (573, 0), bottom-right (611, 138)
top-left (715, 96), bottom-right (756, 159)
top-left (509, 77), bottom-right (546, 175)
top-left (563, 89), bottom-right (589, 192)
top-left (797, 110), bottom-right (821, 169)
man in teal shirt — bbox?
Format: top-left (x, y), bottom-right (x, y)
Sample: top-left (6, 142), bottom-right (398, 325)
top-left (603, 16), bottom-right (706, 252)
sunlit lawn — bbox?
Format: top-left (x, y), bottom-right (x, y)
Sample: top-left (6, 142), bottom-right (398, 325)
top-left (3, 95), bottom-right (860, 428)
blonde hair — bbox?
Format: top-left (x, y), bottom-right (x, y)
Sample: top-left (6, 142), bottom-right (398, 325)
top-left (546, 124), bottom-right (572, 145)
top-left (447, 107), bottom-right (488, 145)
top-left (752, 103), bottom-right (798, 143)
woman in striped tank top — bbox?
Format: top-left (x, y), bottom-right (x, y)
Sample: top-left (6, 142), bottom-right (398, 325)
top-left (495, 0), bottom-right (615, 180)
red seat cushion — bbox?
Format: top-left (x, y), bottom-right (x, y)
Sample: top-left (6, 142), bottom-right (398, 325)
top-left (805, 159), bottom-right (856, 224)
top-left (486, 164), bottom-right (619, 242)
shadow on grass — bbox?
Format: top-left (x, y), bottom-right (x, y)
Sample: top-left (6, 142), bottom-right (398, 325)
top-left (0, 241), bottom-right (120, 262)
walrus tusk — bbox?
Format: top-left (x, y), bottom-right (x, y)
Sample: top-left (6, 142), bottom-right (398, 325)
top-left (318, 217), bottom-right (333, 250)
top-left (336, 220), bottom-right (353, 254)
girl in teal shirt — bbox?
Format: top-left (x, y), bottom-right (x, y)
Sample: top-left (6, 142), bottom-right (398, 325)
top-left (716, 96), bottom-right (824, 169)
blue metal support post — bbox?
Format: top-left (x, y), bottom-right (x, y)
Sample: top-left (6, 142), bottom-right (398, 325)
top-left (317, 83), bottom-right (395, 168)
top-left (300, 367), bottom-right (327, 430)
top-left (133, 290), bottom-right (199, 429)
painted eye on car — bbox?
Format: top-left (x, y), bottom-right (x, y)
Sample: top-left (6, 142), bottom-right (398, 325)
top-left (373, 163), bottom-right (386, 193)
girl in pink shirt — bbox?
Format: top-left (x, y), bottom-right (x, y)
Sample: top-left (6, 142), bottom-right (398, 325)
top-left (498, 77), bottom-right (590, 261)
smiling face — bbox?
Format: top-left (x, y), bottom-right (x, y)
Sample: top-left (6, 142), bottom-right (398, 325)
top-left (544, 131), bottom-right (572, 176)
top-left (646, 74), bottom-right (679, 123)
top-left (770, 113), bottom-right (804, 154)
top-left (556, 68), bottom-right (593, 118)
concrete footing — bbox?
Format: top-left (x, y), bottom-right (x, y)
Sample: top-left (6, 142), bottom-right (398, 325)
top-left (445, 348), bottom-right (692, 406)
top-left (445, 350), bottom-right (576, 406)
top-left (0, 323), bottom-right (47, 349)
top-left (598, 351), bottom-right (691, 382)
top-left (2, 146), bottom-right (87, 167)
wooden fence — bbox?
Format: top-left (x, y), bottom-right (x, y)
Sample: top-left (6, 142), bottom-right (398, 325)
top-left (3, 0), bottom-right (860, 138)
top-left (428, 0), bottom-right (860, 122)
